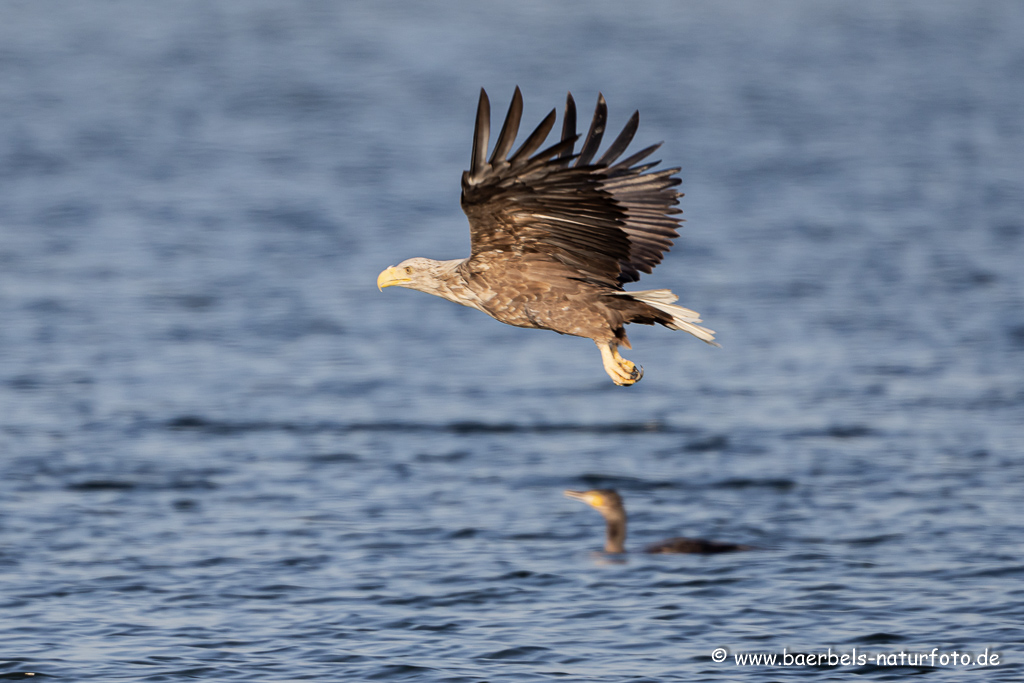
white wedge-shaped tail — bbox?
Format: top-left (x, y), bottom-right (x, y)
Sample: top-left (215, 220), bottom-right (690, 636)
top-left (626, 289), bottom-right (719, 346)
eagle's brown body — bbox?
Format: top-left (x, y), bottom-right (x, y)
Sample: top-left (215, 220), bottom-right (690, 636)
top-left (378, 88), bottom-right (717, 385)
top-left (458, 256), bottom-right (650, 343)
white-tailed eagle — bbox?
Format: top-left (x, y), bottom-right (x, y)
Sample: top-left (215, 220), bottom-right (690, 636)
top-left (378, 87), bottom-right (716, 385)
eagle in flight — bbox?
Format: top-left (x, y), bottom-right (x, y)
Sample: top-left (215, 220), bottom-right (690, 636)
top-left (377, 87), bottom-right (716, 385)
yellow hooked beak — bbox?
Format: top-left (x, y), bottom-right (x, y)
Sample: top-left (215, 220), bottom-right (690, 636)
top-left (377, 266), bottom-right (411, 291)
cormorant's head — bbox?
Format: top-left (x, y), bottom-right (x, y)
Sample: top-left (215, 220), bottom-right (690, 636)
top-left (564, 489), bottom-right (625, 520)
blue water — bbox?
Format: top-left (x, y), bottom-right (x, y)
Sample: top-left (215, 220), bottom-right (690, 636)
top-left (2, 1), bottom-right (1023, 680)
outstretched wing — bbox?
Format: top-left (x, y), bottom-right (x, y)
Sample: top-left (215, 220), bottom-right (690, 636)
top-left (460, 87), bottom-right (683, 286)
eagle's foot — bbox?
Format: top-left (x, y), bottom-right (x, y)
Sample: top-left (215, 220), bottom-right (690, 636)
top-left (613, 359), bottom-right (644, 386)
top-left (598, 342), bottom-right (644, 386)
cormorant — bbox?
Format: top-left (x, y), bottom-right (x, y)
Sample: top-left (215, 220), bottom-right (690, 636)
top-left (564, 489), bottom-right (752, 554)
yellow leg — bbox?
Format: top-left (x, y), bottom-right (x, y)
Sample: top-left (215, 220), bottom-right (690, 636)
top-left (598, 342), bottom-right (644, 386)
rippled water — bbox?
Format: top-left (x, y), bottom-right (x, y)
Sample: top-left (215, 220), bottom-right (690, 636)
top-left (2, 1), bottom-right (1023, 680)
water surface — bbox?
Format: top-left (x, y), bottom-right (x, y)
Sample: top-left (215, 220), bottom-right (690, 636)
top-left (1, 1), bottom-right (1023, 680)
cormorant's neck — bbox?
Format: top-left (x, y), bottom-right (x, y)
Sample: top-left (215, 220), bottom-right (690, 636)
top-left (604, 516), bottom-right (627, 554)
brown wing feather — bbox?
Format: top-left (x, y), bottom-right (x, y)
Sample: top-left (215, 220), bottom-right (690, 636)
top-left (461, 88), bottom-right (683, 286)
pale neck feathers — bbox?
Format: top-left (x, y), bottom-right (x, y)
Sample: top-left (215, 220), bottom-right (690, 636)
top-left (397, 257), bottom-right (482, 309)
